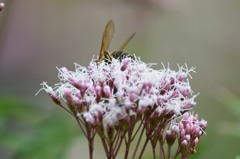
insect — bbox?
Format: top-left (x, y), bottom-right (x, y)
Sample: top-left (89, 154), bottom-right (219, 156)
top-left (97, 19), bottom-right (136, 63)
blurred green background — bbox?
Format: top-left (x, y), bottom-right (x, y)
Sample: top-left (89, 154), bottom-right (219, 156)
top-left (0, 0), bottom-right (240, 158)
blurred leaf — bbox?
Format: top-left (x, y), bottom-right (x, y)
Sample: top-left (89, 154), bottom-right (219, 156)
top-left (216, 88), bottom-right (240, 138)
top-left (216, 88), bottom-right (240, 120)
top-left (218, 122), bottom-right (240, 138)
top-left (0, 96), bottom-right (80, 159)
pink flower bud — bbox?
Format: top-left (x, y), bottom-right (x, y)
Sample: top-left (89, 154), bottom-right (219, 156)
top-left (124, 99), bottom-right (132, 109)
top-left (185, 134), bottom-right (191, 141)
top-left (90, 104), bottom-right (104, 117)
top-left (166, 130), bottom-right (176, 146)
top-left (186, 124), bottom-right (191, 133)
top-left (129, 92), bottom-right (137, 102)
top-left (96, 85), bottom-right (102, 100)
top-left (180, 129), bottom-right (186, 140)
top-left (157, 95), bottom-right (169, 104)
top-left (79, 80), bottom-right (88, 94)
top-left (50, 93), bottom-right (61, 105)
top-left (88, 84), bottom-right (95, 94)
top-left (171, 76), bottom-right (177, 85)
top-left (72, 95), bottom-right (85, 111)
top-left (171, 125), bottom-right (179, 134)
top-left (176, 72), bottom-right (186, 82)
top-left (193, 137), bottom-right (199, 147)
top-left (198, 131), bottom-right (203, 137)
top-left (69, 78), bottom-right (81, 89)
top-left (64, 89), bottom-right (72, 102)
top-left (182, 99), bottom-right (195, 109)
top-left (166, 130), bottom-right (172, 136)
top-left (179, 123), bottom-right (184, 130)
top-left (142, 81), bottom-right (152, 93)
top-left (181, 87), bottom-right (190, 97)
top-left (83, 113), bottom-right (95, 125)
top-left (103, 85), bottom-right (111, 98)
top-left (192, 126), bottom-right (200, 136)
top-left (181, 140), bottom-right (188, 148)
top-left (64, 89), bottom-right (76, 113)
top-left (182, 112), bottom-right (189, 120)
top-left (194, 114), bottom-right (199, 120)
top-left (121, 57), bottom-right (131, 71)
top-left (199, 119), bottom-right (207, 130)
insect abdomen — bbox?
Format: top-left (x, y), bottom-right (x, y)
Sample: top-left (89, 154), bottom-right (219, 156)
top-left (111, 51), bottom-right (134, 61)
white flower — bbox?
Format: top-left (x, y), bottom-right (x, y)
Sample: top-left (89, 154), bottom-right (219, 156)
top-left (39, 55), bottom-right (197, 128)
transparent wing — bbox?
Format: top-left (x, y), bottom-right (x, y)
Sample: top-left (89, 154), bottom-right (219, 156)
top-left (118, 32), bottom-right (136, 51)
top-left (99, 20), bottom-right (115, 61)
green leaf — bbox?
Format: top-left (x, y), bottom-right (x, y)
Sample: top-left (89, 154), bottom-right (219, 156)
top-left (216, 88), bottom-right (240, 120)
top-left (0, 96), bottom-right (80, 159)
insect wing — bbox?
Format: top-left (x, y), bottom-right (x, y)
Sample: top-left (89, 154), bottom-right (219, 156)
top-left (99, 20), bottom-right (115, 61)
top-left (118, 32), bottom-right (136, 51)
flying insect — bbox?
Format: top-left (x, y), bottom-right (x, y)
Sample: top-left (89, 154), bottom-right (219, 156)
top-left (97, 20), bottom-right (136, 63)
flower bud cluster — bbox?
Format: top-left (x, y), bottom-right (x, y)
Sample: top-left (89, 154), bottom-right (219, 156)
top-left (40, 56), bottom-right (196, 128)
top-left (179, 112), bottom-right (207, 154)
top-left (166, 112), bottom-right (207, 158)
top-left (38, 55), bottom-right (207, 158)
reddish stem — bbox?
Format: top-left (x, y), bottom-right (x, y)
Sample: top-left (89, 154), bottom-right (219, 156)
top-left (131, 124), bottom-right (145, 159)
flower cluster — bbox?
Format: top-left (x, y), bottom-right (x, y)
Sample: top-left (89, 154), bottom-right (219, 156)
top-left (166, 112), bottom-right (207, 158)
top-left (38, 56), bottom-right (207, 159)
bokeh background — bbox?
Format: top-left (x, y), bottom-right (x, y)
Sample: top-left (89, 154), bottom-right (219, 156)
top-left (0, 0), bottom-right (240, 158)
